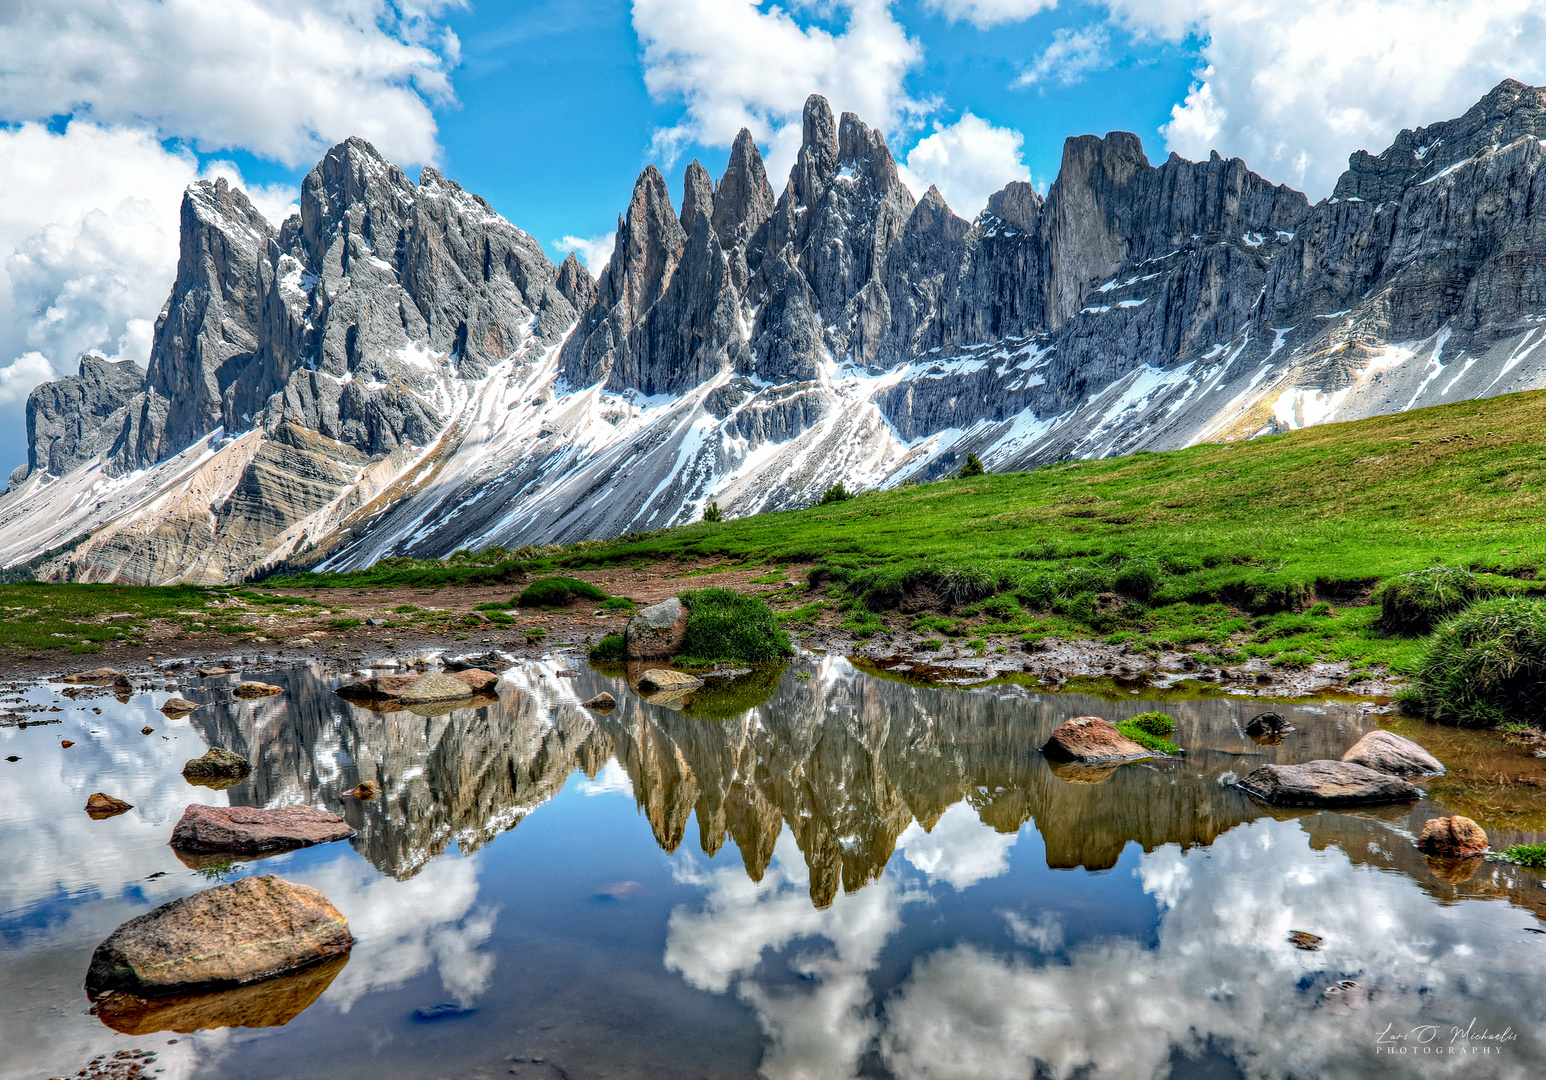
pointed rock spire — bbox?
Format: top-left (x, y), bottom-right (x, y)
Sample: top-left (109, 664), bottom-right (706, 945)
top-left (712, 129), bottom-right (775, 251)
top-left (985, 181), bottom-right (1043, 232)
top-left (790, 94), bottom-right (840, 206)
top-left (555, 252), bottom-right (598, 312)
top-left (680, 160), bottom-right (715, 244)
top-left (607, 165), bottom-right (686, 322)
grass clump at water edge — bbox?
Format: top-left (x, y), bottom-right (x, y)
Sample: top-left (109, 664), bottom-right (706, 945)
top-left (677, 588), bottom-right (793, 665)
top-left (1496, 844), bottom-right (1546, 868)
top-left (1401, 597), bottom-right (1546, 728)
top-left (517, 576), bottom-right (611, 609)
top-left (1117, 711), bottom-right (1182, 755)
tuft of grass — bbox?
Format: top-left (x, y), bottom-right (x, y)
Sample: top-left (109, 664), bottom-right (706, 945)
top-left (517, 576), bottom-right (610, 609)
top-left (589, 634), bottom-right (626, 662)
top-left (1375, 565), bottom-right (1494, 635)
top-left (1498, 844), bottom-right (1546, 868)
top-left (1117, 711), bottom-right (1181, 754)
top-left (677, 587), bottom-right (794, 664)
top-left (1403, 596), bottom-right (1546, 727)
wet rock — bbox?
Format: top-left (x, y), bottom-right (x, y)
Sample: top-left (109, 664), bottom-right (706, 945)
top-left (343, 781), bottom-right (378, 800)
top-left (1287, 930), bottom-right (1324, 951)
top-left (442, 651), bottom-right (506, 672)
top-left (86, 793), bottom-right (134, 818)
top-left (170, 804), bottom-right (356, 854)
top-left (61, 739), bottom-right (75, 748)
top-left (182, 747), bottom-right (252, 782)
top-left (625, 598), bottom-right (689, 660)
top-left (197, 666), bottom-right (235, 677)
top-left (63, 667), bottom-right (119, 683)
top-left (636, 668), bottom-right (704, 694)
top-left (1040, 716), bottom-right (1154, 764)
top-left (1418, 815), bottom-right (1488, 857)
top-left (84, 874), bottom-right (353, 996)
top-left (1424, 854), bottom-right (1485, 884)
top-left (445, 668), bottom-right (498, 693)
top-left (141, 726), bottom-right (155, 735)
top-left (1342, 729), bottom-right (1445, 777)
top-left (160, 698), bottom-right (200, 716)
top-left (335, 674), bottom-right (417, 700)
top-left (1237, 760), bottom-right (1422, 807)
top-left (1245, 711), bottom-right (1292, 737)
top-left (581, 692), bottom-right (617, 711)
top-left (399, 672), bottom-right (474, 705)
top-left (91, 952), bottom-right (348, 1035)
top-left (5, 755), bottom-right (17, 762)
top-left (232, 681), bottom-right (282, 698)
top-left (113, 673), bottom-right (132, 689)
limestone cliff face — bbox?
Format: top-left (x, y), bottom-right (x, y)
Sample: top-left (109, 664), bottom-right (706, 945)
top-left (7, 82), bottom-right (1546, 581)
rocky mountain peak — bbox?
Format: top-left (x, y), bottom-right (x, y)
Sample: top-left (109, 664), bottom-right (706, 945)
top-left (791, 93), bottom-right (841, 206)
top-left (680, 160), bottom-right (716, 243)
top-left (711, 128), bottom-right (775, 252)
top-left (1333, 78), bottom-right (1546, 203)
top-left (555, 252), bottom-right (598, 312)
top-left (985, 181), bottom-right (1042, 231)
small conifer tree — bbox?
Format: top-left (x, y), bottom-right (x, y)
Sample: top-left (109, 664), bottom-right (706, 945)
top-left (957, 452), bottom-right (987, 479)
top-left (702, 501), bottom-right (723, 522)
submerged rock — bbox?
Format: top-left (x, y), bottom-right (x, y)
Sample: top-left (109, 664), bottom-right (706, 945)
top-left (400, 673), bottom-right (475, 705)
top-left (63, 667), bottom-right (119, 684)
top-left (170, 804), bottom-right (356, 855)
top-left (160, 698), bottom-right (200, 717)
top-left (581, 692), bottom-right (617, 711)
top-left (442, 651), bottom-right (506, 672)
top-left (1341, 729), bottom-right (1445, 776)
top-left (636, 668), bottom-right (704, 694)
top-left (197, 666), bottom-right (235, 677)
top-left (1418, 815), bottom-right (1489, 857)
top-left (625, 598), bottom-right (689, 660)
top-left (343, 781), bottom-right (379, 800)
top-left (85, 875), bottom-right (352, 996)
top-left (85, 793), bottom-right (133, 818)
top-left (1237, 760), bottom-right (1422, 807)
top-left (335, 674), bottom-right (417, 700)
top-left (233, 681), bottom-right (283, 699)
top-left (182, 747), bottom-right (252, 782)
top-left (1040, 716), bottom-right (1154, 764)
top-left (1245, 712), bottom-right (1293, 737)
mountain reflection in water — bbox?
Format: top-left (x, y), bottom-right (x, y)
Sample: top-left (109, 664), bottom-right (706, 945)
top-left (4, 655), bottom-right (1546, 1080)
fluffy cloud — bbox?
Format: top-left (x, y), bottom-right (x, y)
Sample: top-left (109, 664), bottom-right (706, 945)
top-left (896, 801), bottom-right (1019, 889)
top-left (1106, 0), bottom-right (1546, 196)
top-left (0, 122), bottom-right (295, 471)
top-left (922, 0), bottom-right (1058, 29)
top-left (1012, 24), bottom-right (1111, 88)
top-left (0, 0), bottom-right (457, 167)
top-left (633, 0), bottom-right (931, 184)
top-left (897, 112), bottom-right (1033, 219)
top-left (555, 233), bottom-right (618, 278)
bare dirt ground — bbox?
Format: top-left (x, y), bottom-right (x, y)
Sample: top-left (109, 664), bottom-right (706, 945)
top-left (4, 558), bottom-right (1396, 703)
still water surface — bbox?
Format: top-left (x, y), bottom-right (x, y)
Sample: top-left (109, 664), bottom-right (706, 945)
top-left (3, 656), bottom-right (1544, 1079)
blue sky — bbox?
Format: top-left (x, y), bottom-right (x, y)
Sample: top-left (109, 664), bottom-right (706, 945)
top-left (3, 0), bottom-right (1546, 478)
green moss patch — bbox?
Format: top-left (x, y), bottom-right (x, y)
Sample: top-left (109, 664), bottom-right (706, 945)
top-left (1404, 596), bottom-right (1546, 727)
top-left (677, 588), bottom-right (794, 664)
top-left (517, 576), bottom-right (610, 609)
top-left (1117, 711), bottom-right (1181, 754)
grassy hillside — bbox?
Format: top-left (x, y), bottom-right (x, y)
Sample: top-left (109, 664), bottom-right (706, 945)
top-left (231, 389), bottom-right (1546, 670)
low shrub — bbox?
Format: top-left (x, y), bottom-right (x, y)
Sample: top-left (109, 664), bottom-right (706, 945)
top-left (678, 587), bottom-right (793, 663)
top-left (1117, 711), bottom-right (1180, 755)
top-left (589, 634), bottom-right (626, 662)
top-left (517, 576), bottom-right (610, 609)
top-left (1376, 566), bottom-right (1489, 635)
top-left (818, 483), bottom-right (854, 505)
top-left (1403, 596), bottom-right (1546, 727)
top-left (956, 452), bottom-right (986, 479)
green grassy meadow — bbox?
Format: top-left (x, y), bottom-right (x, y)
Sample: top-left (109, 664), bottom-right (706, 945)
top-left (8, 388), bottom-right (1545, 672)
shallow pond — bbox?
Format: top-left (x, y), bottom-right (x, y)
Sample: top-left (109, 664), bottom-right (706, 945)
top-left (3, 656), bottom-right (1545, 1079)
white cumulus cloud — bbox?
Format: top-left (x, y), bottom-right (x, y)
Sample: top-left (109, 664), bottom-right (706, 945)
top-left (896, 801), bottom-right (1019, 889)
top-left (1105, 0), bottom-right (1546, 196)
top-left (898, 112), bottom-right (1033, 219)
top-left (633, 0), bottom-right (931, 185)
top-left (922, 0), bottom-right (1058, 29)
top-left (555, 233), bottom-right (618, 278)
top-left (1012, 24), bottom-right (1111, 88)
top-left (0, 0), bottom-right (458, 167)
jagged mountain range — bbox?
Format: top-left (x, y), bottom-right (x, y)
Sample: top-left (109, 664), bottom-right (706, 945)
top-left (5, 80), bottom-right (1546, 583)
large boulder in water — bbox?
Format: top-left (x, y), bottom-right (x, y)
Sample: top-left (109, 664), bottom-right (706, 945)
top-left (1040, 716), bottom-right (1153, 764)
top-left (1341, 729), bottom-right (1445, 776)
top-left (445, 668), bottom-right (498, 693)
top-left (335, 674), bottom-right (417, 701)
top-left (625, 598), bottom-right (689, 660)
top-left (85, 875), bottom-right (353, 996)
top-left (170, 805), bottom-right (356, 855)
top-left (1237, 760), bottom-right (1422, 807)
